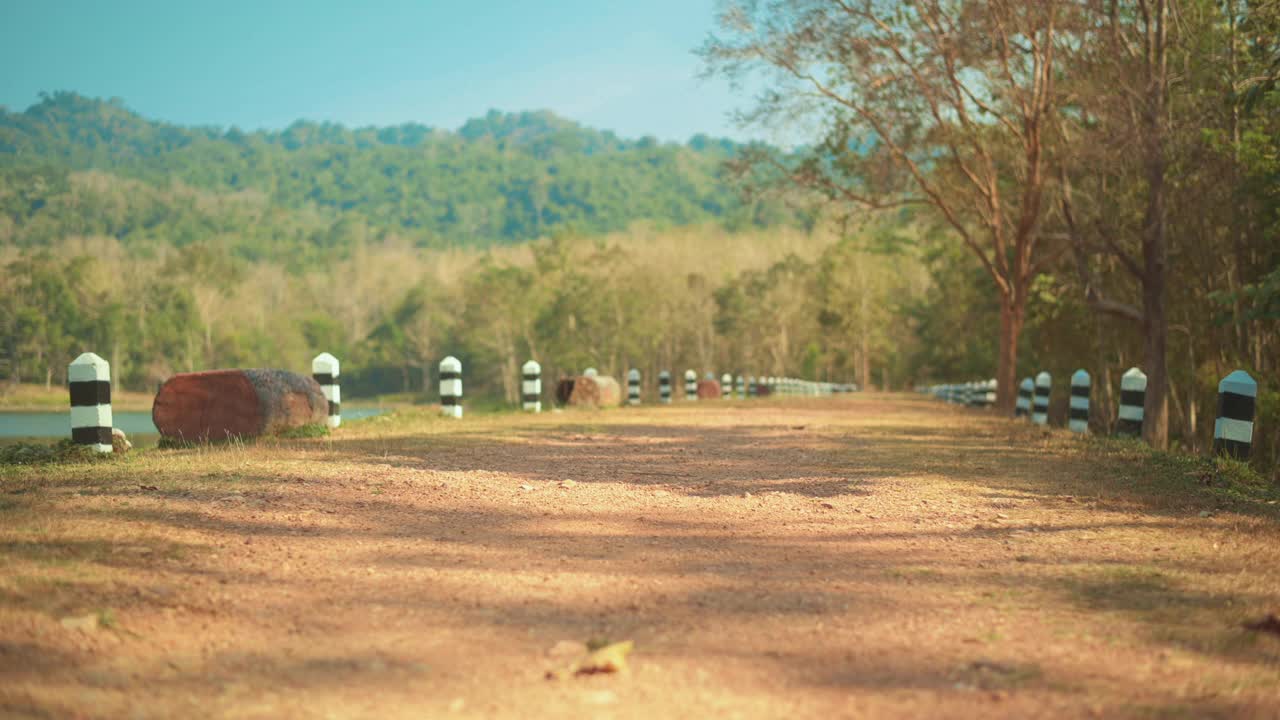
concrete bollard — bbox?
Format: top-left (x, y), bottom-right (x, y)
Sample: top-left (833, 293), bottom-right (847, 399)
top-left (735, 374), bottom-right (745, 399)
top-left (69, 352), bottom-right (112, 453)
top-left (521, 360), bottom-right (542, 413)
top-left (721, 373), bottom-right (733, 399)
top-left (1213, 370), bottom-right (1257, 460)
top-left (1015, 377), bottom-right (1033, 418)
top-left (584, 367), bottom-right (598, 378)
top-left (440, 356), bottom-right (463, 418)
top-left (658, 370), bottom-right (671, 404)
top-left (748, 375), bottom-right (757, 398)
top-left (685, 369), bottom-right (698, 401)
top-left (1032, 372), bottom-right (1051, 425)
top-left (1069, 369), bottom-right (1090, 434)
top-left (312, 352), bottom-right (341, 429)
top-left (985, 379), bottom-right (997, 408)
top-left (627, 368), bottom-right (641, 406)
top-left (1116, 367), bottom-right (1146, 437)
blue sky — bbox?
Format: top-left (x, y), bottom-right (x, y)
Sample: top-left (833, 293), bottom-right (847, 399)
top-left (0, 0), bottom-right (755, 141)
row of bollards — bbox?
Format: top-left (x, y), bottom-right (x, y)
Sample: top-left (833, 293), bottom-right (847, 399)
top-left (312, 352), bottom-right (341, 429)
top-left (1032, 372), bottom-right (1050, 425)
top-left (62, 348), bottom-right (856, 451)
top-left (69, 352), bottom-right (113, 453)
top-left (1214, 371), bottom-right (1257, 459)
top-left (522, 360), bottom-right (541, 413)
top-left (927, 367), bottom-right (1260, 460)
top-left (1068, 370), bottom-right (1090, 434)
top-left (1117, 368), bottom-right (1147, 436)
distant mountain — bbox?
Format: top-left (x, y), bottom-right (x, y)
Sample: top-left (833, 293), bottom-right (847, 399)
top-left (0, 92), bottom-right (797, 259)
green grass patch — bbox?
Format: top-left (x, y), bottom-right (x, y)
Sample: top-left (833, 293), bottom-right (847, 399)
top-left (1086, 434), bottom-right (1280, 516)
top-left (156, 422), bottom-right (331, 448)
top-left (0, 439), bottom-right (111, 466)
top-left (277, 423), bottom-right (331, 439)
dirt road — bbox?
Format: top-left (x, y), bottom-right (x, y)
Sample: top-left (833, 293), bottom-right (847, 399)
top-left (2, 395), bottom-right (1278, 718)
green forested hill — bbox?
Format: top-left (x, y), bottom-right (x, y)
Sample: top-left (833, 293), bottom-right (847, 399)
top-left (0, 92), bottom-right (798, 258)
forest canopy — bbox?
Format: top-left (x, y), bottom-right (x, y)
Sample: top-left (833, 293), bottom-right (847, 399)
top-left (0, 92), bottom-right (804, 257)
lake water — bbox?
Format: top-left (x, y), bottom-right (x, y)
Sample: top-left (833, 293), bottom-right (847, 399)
top-left (0, 408), bottom-right (386, 441)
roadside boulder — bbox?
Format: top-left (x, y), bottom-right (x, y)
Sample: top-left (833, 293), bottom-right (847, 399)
top-left (555, 375), bottom-right (623, 408)
top-left (152, 369), bottom-right (327, 443)
top-left (696, 379), bottom-right (722, 400)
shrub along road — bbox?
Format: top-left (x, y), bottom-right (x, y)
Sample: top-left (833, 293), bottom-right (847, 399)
top-left (2, 395), bottom-right (1278, 718)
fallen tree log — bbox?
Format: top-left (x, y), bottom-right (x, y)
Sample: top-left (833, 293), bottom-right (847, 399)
top-left (555, 375), bottom-right (623, 408)
top-left (696, 379), bottom-right (722, 400)
top-left (152, 369), bottom-right (328, 443)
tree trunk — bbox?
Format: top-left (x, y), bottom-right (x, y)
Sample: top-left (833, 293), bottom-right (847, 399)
top-left (995, 290), bottom-right (1026, 415)
top-left (1141, 221), bottom-right (1169, 448)
top-left (502, 354), bottom-right (517, 405)
top-left (1140, 0), bottom-right (1170, 450)
top-left (859, 334), bottom-right (871, 390)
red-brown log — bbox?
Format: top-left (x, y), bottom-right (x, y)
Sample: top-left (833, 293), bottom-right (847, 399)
top-left (152, 369), bottom-right (328, 442)
top-left (696, 380), bottom-right (722, 400)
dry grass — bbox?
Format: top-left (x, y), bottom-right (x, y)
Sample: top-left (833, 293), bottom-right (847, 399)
top-left (1, 395), bottom-right (1278, 718)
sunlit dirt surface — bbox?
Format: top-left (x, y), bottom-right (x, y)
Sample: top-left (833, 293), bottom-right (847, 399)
top-left (3, 395), bottom-right (1278, 718)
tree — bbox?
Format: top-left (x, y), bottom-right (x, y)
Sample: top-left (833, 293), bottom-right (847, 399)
top-left (702, 0), bottom-right (1069, 412)
top-left (461, 261), bottom-right (538, 404)
top-left (1057, 0), bottom-right (1262, 449)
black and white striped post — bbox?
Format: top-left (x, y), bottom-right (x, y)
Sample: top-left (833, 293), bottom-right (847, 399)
top-left (658, 370), bottom-right (671, 404)
top-left (748, 375), bottom-right (757, 398)
top-left (1116, 367), bottom-right (1146, 437)
top-left (1016, 377), bottom-right (1034, 418)
top-left (1213, 370), bottom-right (1257, 460)
top-left (627, 368), bottom-right (641, 406)
top-left (685, 369), bottom-right (697, 401)
top-left (521, 360), bottom-right (541, 413)
top-left (69, 352), bottom-right (112, 453)
top-left (312, 352), bottom-right (341, 429)
top-left (440, 356), bottom-right (463, 418)
top-left (735, 374), bottom-right (745, 399)
top-left (1069, 369), bottom-right (1090, 434)
top-left (721, 373), bottom-right (733, 399)
top-left (1032, 372), bottom-right (1051, 426)
top-left (984, 379), bottom-right (997, 408)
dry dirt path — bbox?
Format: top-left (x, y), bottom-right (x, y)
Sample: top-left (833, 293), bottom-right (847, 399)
top-left (2, 395), bottom-right (1279, 718)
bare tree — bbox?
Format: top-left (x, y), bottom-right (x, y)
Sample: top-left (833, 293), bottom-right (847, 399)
top-left (702, 0), bottom-right (1069, 412)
